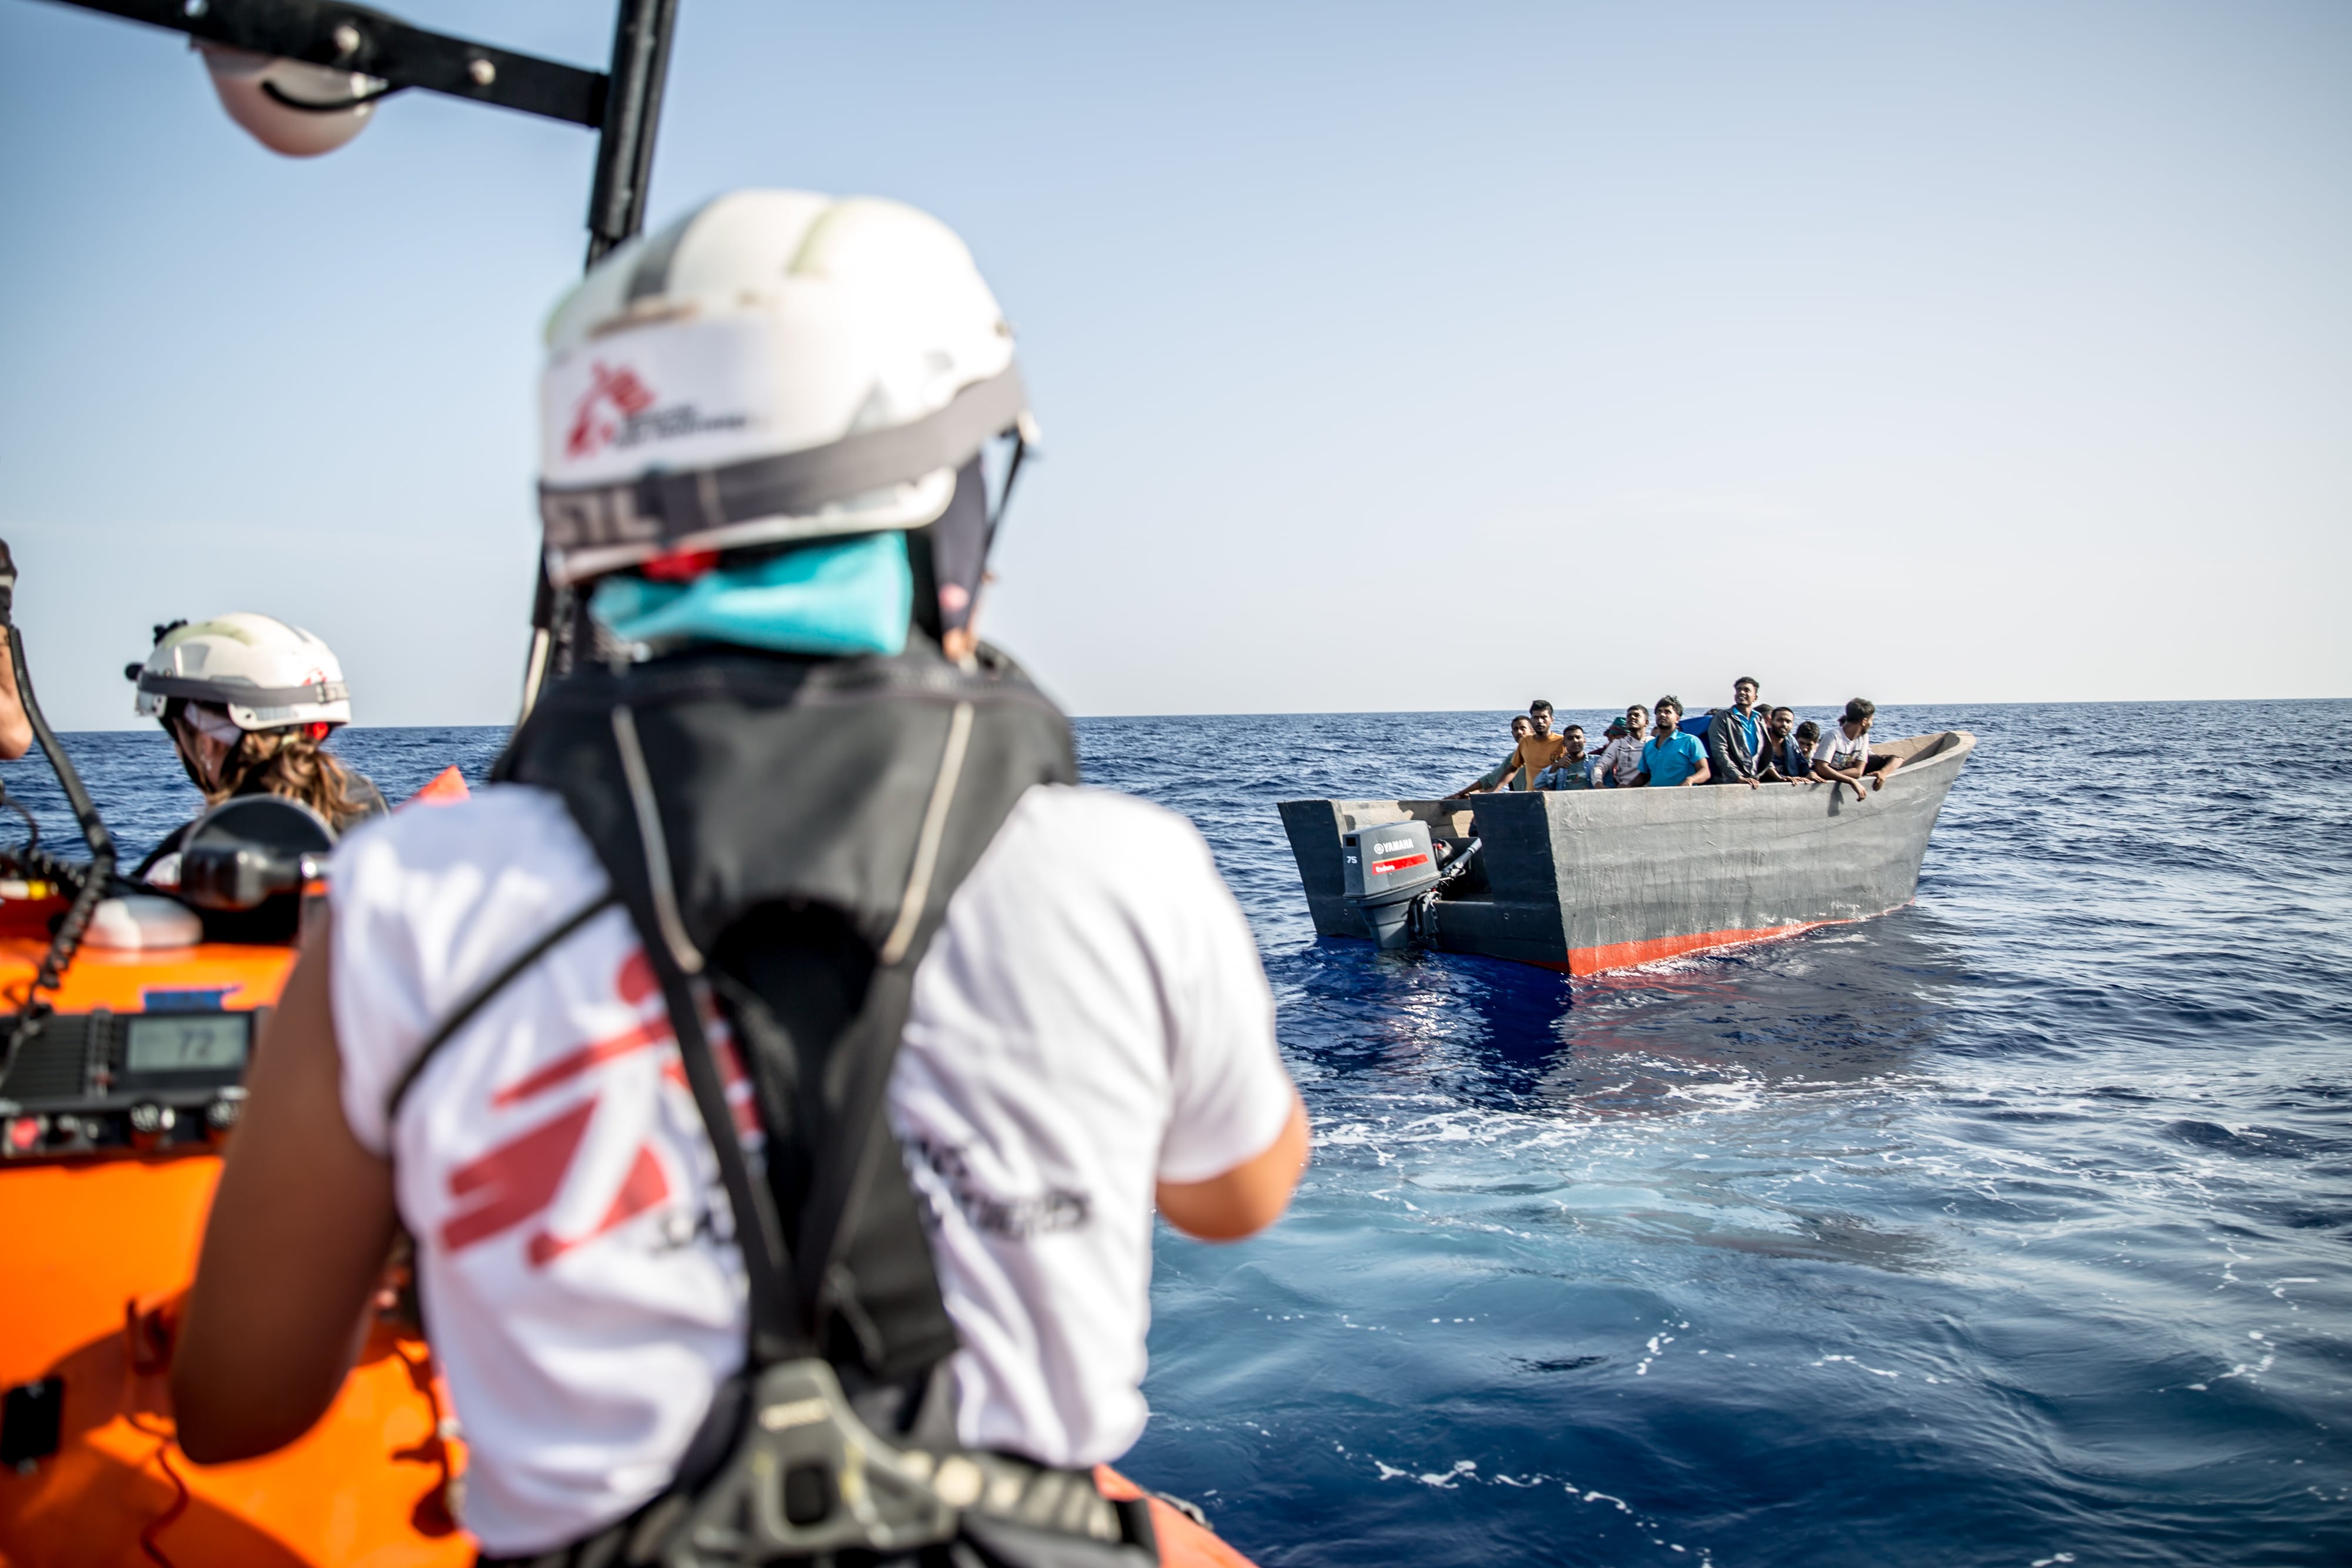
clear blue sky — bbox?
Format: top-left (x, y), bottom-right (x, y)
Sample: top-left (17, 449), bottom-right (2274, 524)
top-left (2, 0), bottom-right (2346, 729)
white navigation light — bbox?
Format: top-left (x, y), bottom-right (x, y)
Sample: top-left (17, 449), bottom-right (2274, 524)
top-left (197, 42), bottom-right (387, 158)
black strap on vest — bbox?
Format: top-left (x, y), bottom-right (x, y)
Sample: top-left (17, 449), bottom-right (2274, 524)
top-left (633, 895), bottom-right (802, 1361)
top-left (385, 892), bottom-right (617, 1122)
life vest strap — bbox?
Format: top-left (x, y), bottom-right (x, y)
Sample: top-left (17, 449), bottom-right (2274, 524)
top-left (385, 892), bottom-right (619, 1122)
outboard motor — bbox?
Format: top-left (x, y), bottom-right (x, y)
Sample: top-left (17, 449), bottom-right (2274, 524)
top-left (1342, 820), bottom-right (1442, 950)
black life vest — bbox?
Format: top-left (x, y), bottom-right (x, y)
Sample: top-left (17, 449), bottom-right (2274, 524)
top-left (457, 639), bottom-right (1159, 1565)
top-left (494, 637), bottom-right (1074, 1379)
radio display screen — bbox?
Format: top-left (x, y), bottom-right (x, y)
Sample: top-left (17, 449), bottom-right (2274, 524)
top-left (126, 1013), bottom-right (251, 1075)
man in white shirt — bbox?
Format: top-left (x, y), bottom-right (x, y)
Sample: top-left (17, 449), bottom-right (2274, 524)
top-left (171, 190), bottom-right (1307, 1563)
top-left (1810, 697), bottom-right (1903, 802)
top-left (1596, 704), bottom-right (1650, 787)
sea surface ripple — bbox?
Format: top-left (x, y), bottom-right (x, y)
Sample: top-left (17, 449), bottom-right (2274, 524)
top-left (12, 700), bottom-right (2348, 1567)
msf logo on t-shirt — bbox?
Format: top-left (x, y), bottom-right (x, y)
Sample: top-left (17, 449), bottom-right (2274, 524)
top-left (433, 947), bottom-right (757, 1269)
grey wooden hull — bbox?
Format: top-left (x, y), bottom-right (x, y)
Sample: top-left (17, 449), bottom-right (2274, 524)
top-left (1278, 730), bottom-right (1973, 974)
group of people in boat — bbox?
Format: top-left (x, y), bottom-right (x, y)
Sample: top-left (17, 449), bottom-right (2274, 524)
top-left (0, 192), bottom-right (1307, 1566)
top-left (1451, 678), bottom-right (1903, 803)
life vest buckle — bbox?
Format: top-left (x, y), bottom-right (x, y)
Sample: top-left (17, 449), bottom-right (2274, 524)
top-left (664, 1357), bottom-right (954, 1563)
top-left (655, 1356), bottom-right (1148, 1566)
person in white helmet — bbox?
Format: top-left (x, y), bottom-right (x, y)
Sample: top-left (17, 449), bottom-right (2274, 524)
top-left (127, 613), bottom-right (386, 881)
top-left (175, 191), bottom-right (1307, 1565)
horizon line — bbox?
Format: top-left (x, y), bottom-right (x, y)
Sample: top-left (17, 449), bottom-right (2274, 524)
top-left (32, 692), bottom-right (2352, 737)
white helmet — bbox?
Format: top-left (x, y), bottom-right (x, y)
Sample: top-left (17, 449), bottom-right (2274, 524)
top-left (131, 614), bottom-right (353, 731)
top-left (535, 190), bottom-right (1034, 586)
top-left (197, 44), bottom-right (386, 159)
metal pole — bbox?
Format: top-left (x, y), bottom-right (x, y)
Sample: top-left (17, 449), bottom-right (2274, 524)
top-left (516, 567), bottom-right (557, 723)
top-left (584, 0), bottom-right (680, 266)
top-left (25, 0), bottom-right (674, 725)
top-left (518, 0), bottom-right (680, 722)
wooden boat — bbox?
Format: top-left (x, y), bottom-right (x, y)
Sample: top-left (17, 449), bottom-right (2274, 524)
top-left (1279, 730), bottom-right (1975, 974)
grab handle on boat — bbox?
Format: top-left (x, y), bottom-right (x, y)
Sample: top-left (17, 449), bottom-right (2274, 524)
top-left (1406, 837), bottom-right (1482, 948)
top-left (179, 844), bottom-right (328, 912)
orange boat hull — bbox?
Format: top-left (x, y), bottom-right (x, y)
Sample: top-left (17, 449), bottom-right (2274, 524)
top-left (0, 916), bottom-right (470, 1568)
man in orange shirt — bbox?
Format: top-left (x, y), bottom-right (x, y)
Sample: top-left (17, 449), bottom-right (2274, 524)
top-left (1491, 699), bottom-right (1570, 791)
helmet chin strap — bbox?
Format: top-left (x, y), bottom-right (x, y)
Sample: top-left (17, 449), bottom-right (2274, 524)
top-left (990, 430), bottom-right (1030, 539)
top-left (930, 455), bottom-right (1006, 642)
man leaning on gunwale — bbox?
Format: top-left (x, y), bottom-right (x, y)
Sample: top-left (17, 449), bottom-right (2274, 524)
top-left (1450, 700), bottom-right (1568, 797)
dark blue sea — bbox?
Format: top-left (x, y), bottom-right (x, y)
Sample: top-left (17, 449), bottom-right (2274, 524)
top-left (9, 700), bottom-right (2349, 1566)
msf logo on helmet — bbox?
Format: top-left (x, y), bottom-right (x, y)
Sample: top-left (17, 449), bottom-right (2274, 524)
top-left (566, 362), bottom-right (658, 459)
top-left (563, 357), bottom-right (751, 461)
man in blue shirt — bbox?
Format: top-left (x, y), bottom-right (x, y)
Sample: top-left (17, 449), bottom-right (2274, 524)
top-left (1635, 697), bottom-right (1712, 788)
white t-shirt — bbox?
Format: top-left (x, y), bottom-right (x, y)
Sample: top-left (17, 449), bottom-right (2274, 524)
top-left (1598, 734), bottom-right (1646, 786)
top-left (1810, 726), bottom-right (1872, 771)
top-left (330, 784), bottom-right (1290, 1556)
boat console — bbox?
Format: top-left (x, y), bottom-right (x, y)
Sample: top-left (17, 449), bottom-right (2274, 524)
top-left (0, 999), bottom-right (256, 1161)
top-left (0, 795), bottom-right (336, 1164)
top-left (0, 1001), bottom-right (258, 1161)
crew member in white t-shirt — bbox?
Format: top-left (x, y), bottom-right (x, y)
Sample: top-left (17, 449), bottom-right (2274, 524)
top-left (1810, 696), bottom-right (1902, 801)
top-left (169, 190), bottom-right (1309, 1562)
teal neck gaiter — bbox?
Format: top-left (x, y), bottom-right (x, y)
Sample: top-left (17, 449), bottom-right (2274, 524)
top-left (588, 533), bottom-right (913, 658)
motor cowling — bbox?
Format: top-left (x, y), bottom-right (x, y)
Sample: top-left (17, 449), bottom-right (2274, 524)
top-left (1342, 820), bottom-right (1441, 950)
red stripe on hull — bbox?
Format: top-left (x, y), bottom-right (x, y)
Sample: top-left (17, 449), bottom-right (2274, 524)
top-left (1531, 921), bottom-right (1833, 976)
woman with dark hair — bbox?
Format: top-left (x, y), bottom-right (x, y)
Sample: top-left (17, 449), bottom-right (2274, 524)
top-left (127, 612), bottom-right (386, 882)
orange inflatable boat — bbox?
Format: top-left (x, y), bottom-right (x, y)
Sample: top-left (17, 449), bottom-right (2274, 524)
top-left (0, 888), bottom-right (473, 1568)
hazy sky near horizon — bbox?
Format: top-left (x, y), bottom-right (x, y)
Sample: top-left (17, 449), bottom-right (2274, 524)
top-left (1, 0), bottom-right (2346, 730)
